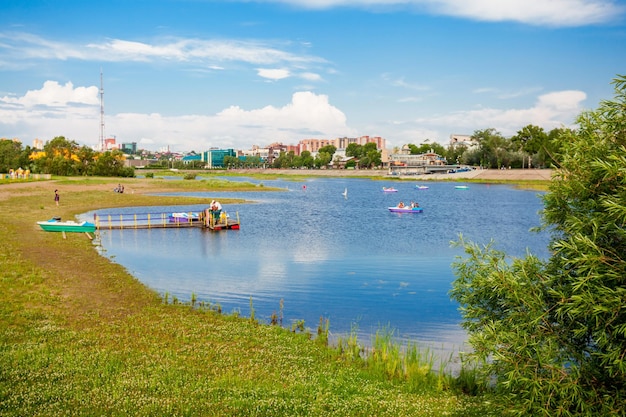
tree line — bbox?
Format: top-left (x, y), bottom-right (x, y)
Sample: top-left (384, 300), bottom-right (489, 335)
top-left (407, 124), bottom-right (569, 169)
top-left (2, 123), bottom-right (568, 176)
top-left (222, 125), bottom-right (568, 170)
top-left (0, 136), bottom-right (134, 177)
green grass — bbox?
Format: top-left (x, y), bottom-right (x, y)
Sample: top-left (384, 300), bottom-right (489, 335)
top-left (0, 176), bottom-right (499, 416)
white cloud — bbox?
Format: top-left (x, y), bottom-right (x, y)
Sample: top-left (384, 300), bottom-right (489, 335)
top-left (0, 81), bottom-right (99, 107)
top-left (0, 32), bottom-right (328, 78)
top-left (427, 0), bottom-right (623, 27)
top-left (382, 74), bottom-right (430, 91)
top-left (257, 68), bottom-right (291, 80)
top-left (413, 89), bottom-right (586, 141)
top-left (473, 86), bottom-right (544, 99)
top-left (0, 80), bottom-right (588, 152)
top-left (299, 72), bottom-right (323, 81)
top-left (0, 82), bottom-right (355, 151)
top-left (261, 0), bottom-right (624, 26)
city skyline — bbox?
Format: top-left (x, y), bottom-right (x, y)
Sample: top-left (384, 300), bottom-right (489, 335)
top-left (0, 0), bottom-right (624, 152)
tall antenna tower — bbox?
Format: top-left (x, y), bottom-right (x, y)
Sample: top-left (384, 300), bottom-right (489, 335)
top-left (99, 69), bottom-right (105, 151)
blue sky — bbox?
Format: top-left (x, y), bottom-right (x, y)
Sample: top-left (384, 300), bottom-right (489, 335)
top-left (1, 0), bottom-right (624, 152)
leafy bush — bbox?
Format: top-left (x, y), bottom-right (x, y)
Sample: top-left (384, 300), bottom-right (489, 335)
top-left (451, 75), bottom-right (626, 416)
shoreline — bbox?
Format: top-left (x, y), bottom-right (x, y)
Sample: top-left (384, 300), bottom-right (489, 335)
top-left (225, 167), bottom-right (554, 181)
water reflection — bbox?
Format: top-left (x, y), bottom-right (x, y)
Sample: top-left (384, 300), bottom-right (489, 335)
top-left (86, 177), bottom-right (550, 361)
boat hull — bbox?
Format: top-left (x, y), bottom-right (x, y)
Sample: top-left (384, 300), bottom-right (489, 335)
top-left (388, 207), bottom-right (423, 213)
top-left (37, 220), bottom-right (96, 233)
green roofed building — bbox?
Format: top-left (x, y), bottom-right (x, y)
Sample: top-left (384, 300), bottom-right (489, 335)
top-left (182, 154), bottom-right (202, 164)
top-left (202, 149), bottom-right (236, 168)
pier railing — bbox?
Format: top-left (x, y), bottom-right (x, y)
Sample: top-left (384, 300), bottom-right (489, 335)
top-left (93, 212), bottom-right (201, 230)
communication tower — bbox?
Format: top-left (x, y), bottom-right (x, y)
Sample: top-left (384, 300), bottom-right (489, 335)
top-left (99, 69), bottom-right (105, 151)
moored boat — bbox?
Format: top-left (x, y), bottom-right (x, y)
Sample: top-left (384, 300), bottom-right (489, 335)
top-left (168, 212), bottom-right (200, 222)
top-left (454, 185), bottom-right (469, 190)
top-left (382, 187), bottom-right (398, 192)
top-left (416, 185), bottom-right (429, 190)
top-left (37, 218), bottom-right (97, 233)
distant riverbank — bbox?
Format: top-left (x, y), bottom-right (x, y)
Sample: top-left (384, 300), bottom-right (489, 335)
top-left (228, 167), bottom-right (554, 181)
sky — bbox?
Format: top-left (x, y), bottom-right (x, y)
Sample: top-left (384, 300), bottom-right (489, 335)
top-left (0, 0), bottom-right (625, 153)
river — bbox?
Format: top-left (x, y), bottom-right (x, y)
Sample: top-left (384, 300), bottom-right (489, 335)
top-left (83, 177), bottom-right (550, 361)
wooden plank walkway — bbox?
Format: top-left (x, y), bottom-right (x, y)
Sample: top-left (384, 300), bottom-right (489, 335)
top-left (93, 211), bottom-right (240, 231)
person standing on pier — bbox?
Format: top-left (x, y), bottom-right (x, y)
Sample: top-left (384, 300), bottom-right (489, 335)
top-left (210, 200), bottom-right (222, 222)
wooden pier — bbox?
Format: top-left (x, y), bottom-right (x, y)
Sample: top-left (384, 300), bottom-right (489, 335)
top-left (93, 210), bottom-right (240, 231)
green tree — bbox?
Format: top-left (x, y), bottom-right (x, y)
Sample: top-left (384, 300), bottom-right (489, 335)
top-left (75, 145), bottom-right (96, 175)
top-left (223, 155), bottom-right (238, 168)
top-left (244, 155), bottom-right (263, 168)
top-left (345, 143), bottom-right (362, 158)
top-left (272, 150), bottom-right (296, 168)
top-left (511, 124), bottom-right (546, 154)
top-left (318, 144), bottom-right (337, 159)
top-left (314, 151), bottom-right (332, 168)
top-left (472, 128), bottom-right (509, 168)
top-left (292, 154), bottom-right (303, 168)
top-left (544, 127), bottom-right (571, 168)
top-left (300, 150), bottom-right (314, 168)
top-left (510, 126), bottom-right (570, 169)
top-left (0, 139), bottom-right (23, 173)
top-left (35, 136), bottom-right (81, 175)
top-left (92, 150), bottom-right (134, 177)
top-left (445, 143), bottom-right (467, 166)
top-left (450, 75), bottom-right (626, 416)
top-left (409, 141), bottom-right (447, 157)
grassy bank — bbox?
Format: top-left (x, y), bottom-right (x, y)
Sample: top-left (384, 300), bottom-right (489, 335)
top-left (0, 177), bottom-right (497, 416)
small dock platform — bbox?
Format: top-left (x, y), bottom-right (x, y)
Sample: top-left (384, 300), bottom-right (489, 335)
top-left (205, 209), bottom-right (241, 230)
top-left (94, 210), bottom-right (240, 231)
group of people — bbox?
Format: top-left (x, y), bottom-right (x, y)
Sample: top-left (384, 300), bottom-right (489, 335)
top-left (113, 184), bottom-right (125, 193)
top-left (397, 201), bottom-right (419, 209)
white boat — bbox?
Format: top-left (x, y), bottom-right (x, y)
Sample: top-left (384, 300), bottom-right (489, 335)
top-left (382, 187), bottom-right (398, 192)
top-left (168, 212), bottom-right (200, 222)
top-left (388, 206), bottom-right (423, 213)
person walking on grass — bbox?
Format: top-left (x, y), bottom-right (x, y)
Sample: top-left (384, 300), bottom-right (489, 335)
top-left (54, 190), bottom-right (59, 206)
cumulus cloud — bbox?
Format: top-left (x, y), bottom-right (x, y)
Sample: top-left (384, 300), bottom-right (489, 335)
top-left (260, 0), bottom-right (623, 26)
top-left (0, 81), bottom-right (99, 108)
top-left (0, 82), bottom-right (355, 151)
top-left (0, 79), bottom-right (589, 152)
top-left (413, 89), bottom-right (586, 141)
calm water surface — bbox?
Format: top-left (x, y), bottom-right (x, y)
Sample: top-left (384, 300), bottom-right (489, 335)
top-left (83, 177), bottom-right (550, 356)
